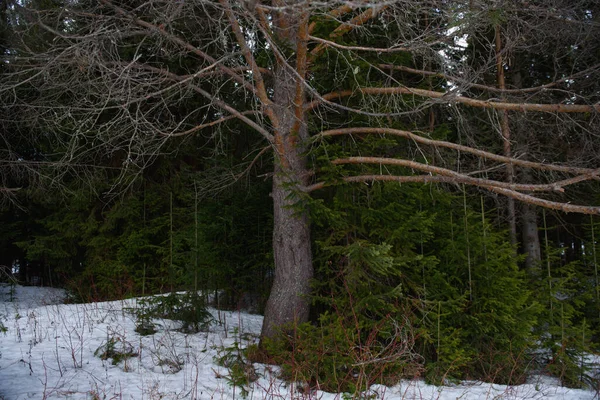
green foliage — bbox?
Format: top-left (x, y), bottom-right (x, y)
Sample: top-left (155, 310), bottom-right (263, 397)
top-left (94, 335), bottom-right (138, 366)
top-left (77, 180), bottom-right (191, 299)
top-left (303, 174), bottom-right (539, 387)
top-left (421, 297), bottom-right (472, 385)
top-left (131, 292), bottom-right (213, 334)
top-left (16, 149), bottom-right (273, 306)
top-left (197, 179), bottom-right (273, 311)
top-left (582, 216), bottom-right (600, 333)
top-left (264, 313), bottom-right (419, 394)
top-left (543, 316), bottom-right (596, 388)
top-left (417, 194), bottom-right (539, 384)
top-left (15, 191), bottom-right (92, 286)
top-left (214, 335), bottom-right (258, 398)
top-left (530, 214), bottom-right (600, 388)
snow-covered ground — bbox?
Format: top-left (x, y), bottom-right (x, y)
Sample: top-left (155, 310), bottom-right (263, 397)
top-left (0, 283), bottom-right (597, 400)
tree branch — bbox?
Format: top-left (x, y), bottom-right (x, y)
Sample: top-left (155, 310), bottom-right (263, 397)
top-left (307, 86), bottom-right (600, 113)
top-left (309, 5), bottom-right (389, 59)
top-left (331, 156), bottom-right (598, 192)
top-left (317, 127), bottom-right (597, 175)
top-left (309, 35), bottom-right (409, 53)
top-left (219, 0), bottom-right (275, 121)
top-left (99, 0), bottom-right (258, 96)
top-left (307, 4), bottom-right (353, 34)
top-left (379, 63), bottom-right (600, 95)
top-left (160, 111), bottom-right (261, 138)
top-left (134, 64), bottom-right (274, 142)
top-left (306, 175), bottom-right (600, 215)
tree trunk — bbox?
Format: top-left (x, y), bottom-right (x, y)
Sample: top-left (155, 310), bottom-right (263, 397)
top-left (511, 62), bottom-right (542, 271)
top-left (495, 26), bottom-right (517, 247)
top-left (522, 203), bottom-right (541, 270)
top-left (260, 7), bottom-right (313, 343)
top-left (260, 163), bottom-right (313, 341)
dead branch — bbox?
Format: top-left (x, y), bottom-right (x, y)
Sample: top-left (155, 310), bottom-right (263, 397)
top-left (306, 175), bottom-right (600, 215)
top-left (317, 127), bottom-right (597, 175)
top-left (330, 156), bottom-right (598, 192)
top-left (379, 63), bottom-right (600, 95)
top-left (308, 86), bottom-right (600, 113)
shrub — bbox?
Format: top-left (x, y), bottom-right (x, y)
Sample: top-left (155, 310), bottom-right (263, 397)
top-left (94, 336), bottom-right (138, 366)
top-left (263, 313), bottom-right (421, 394)
top-left (131, 292), bottom-right (213, 334)
top-left (215, 336), bottom-right (258, 398)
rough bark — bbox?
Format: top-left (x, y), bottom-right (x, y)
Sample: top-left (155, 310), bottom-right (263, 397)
top-left (260, 5), bottom-right (313, 343)
top-left (261, 160), bottom-right (313, 341)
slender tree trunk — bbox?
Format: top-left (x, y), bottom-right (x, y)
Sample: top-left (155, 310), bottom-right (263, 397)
top-left (260, 7), bottom-right (313, 343)
top-left (512, 54), bottom-right (542, 271)
top-left (495, 26), bottom-right (517, 247)
top-left (522, 203), bottom-right (541, 270)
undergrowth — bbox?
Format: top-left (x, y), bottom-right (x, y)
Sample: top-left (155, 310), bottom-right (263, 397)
top-left (257, 313), bottom-right (421, 395)
top-left (128, 292), bottom-right (213, 335)
top-left (214, 331), bottom-right (258, 399)
top-left (94, 335), bottom-right (138, 366)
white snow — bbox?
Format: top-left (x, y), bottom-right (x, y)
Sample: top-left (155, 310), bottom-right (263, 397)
top-left (0, 283), bottom-right (597, 399)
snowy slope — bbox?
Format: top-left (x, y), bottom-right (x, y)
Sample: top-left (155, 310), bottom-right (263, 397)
top-left (0, 283), bottom-right (597, 400)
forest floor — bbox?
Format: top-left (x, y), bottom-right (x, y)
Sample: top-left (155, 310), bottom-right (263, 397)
top-left (0, 283), bottom-right (598, 399)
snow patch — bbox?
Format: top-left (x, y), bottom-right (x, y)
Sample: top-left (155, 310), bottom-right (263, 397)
top-left (0, 285), bottom-right (597, 399)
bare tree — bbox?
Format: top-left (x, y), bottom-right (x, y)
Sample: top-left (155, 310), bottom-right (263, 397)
top-left (2, 0), bottom-right (599, 343)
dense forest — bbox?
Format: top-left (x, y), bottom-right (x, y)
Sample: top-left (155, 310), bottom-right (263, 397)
top-left (1, 0), bottom-right (600, 391)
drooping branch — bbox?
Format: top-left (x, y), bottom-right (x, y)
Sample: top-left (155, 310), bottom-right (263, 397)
top-left (179, 85), bottom-right (273, 143)
top-left (488, 187), bottom-right (600, 216)
top-left (330, 156), bottom-right (598, 192)
top-left (160, 111), bottom-right (260, 138)
top-left (317, 127), bottom-right (597, 175)
top-left (236, 145), bottom-right (272, 181)
top-left (306, 175), bottom-right (600, 215)
top-left (305, 175), bottom-right (461, 192)
top-left (0, 187), bottom-right (20, 193)
top-left (204, 145), bottom-right (272, 194)
top-left (107, 62), bottom-right (272, 80)
top-left (304, 174), bottom-right (556, 193)
top-left (106, 59), bottom-right (226, 109)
